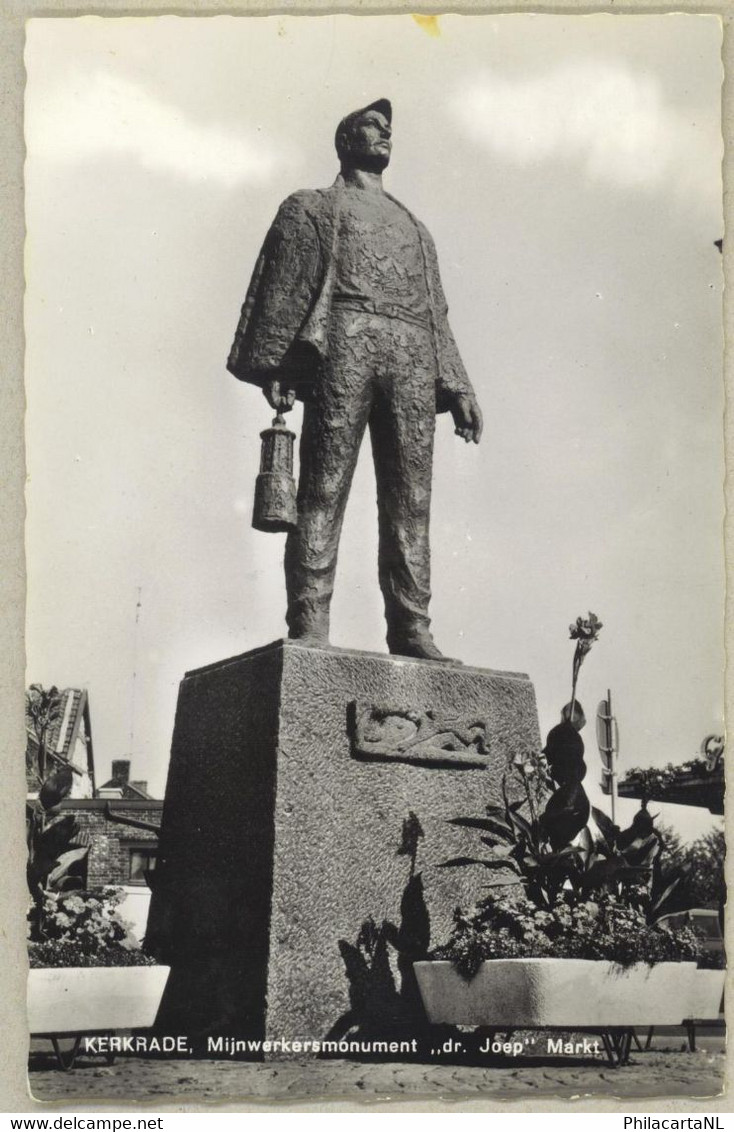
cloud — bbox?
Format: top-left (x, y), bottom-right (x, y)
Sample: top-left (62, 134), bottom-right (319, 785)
top-left (450, 62), bottom-right (721, 211)
top-left (25, 71), bottom-right (278, 188)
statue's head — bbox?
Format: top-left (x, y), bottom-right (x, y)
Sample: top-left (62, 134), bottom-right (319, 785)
top-left (335, 99), bottom-right (392, 173)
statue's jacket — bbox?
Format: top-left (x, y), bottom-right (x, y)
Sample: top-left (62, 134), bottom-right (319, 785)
top-left (227, 176), bottom-right (475, 413)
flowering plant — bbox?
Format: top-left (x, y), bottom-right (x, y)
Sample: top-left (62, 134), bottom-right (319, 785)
top-left (28, 940), bottom-right (156, 969)
top-left (434, 889), bottom-right (699, 981)
top-left (436, 751), bottom-right (698, 979)
top-left (434, 612), bottom-right (701, 978)
top-left (27, 887), bottom-right (155, 968)
top-left (568, 612), bottom-right (602, 718)
top-left (442, 763), bottom-right (584, 907)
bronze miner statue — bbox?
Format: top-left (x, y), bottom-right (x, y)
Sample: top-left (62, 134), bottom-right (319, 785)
top-left (228, 99), bottom-right (483, 662)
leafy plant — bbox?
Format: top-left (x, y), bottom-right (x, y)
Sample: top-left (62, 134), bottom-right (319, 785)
top-left (441, 761), bottom-right (585, 908)
top-left (26, 684), bottom-right (62, 786)
top-left (433, 613), bottom-right (700, 978)
top-left (28, 941), bottom-right (157, 969)
top-left (439, 613), bottom-right (606, 905)
top-left (26, 684), bottom-right (91, 941)
top-left (434, 889), bottom-right (700, 981)
top-left (440, 765), bottom-right (672, 918)
top-left (26, 763), bottom-right (89, 941)
top-left (576, 804), bottom-right (678, 919)
top-left (25, 685), bottom-right (156, 969)
top-left (621, 759), bottom-right (721, 795)
top-left (27, 888), bottom-right (150, 968)
top-left (659, 826), bottom-right (725, 913)
top-left (696, 947), bottom-right (726, 971)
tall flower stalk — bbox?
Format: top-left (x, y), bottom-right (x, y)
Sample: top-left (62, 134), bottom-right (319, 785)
top-left (568, 612), bottom-right (603, 719)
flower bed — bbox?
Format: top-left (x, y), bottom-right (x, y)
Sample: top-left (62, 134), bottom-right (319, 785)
top-left (414, 958), bottom-right (698, 1028)
top-left (27, 965), bottom-right (170, 1036)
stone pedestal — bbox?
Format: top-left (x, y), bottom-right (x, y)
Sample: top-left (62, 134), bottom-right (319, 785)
top-left (147, 640), bottom-right (541, 1053)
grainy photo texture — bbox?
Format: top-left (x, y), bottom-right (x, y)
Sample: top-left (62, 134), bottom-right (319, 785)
top-left (24, 13), bottom-right (725, 1103)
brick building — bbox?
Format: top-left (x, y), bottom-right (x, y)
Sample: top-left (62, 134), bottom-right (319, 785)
top-left (26, 684), bottom-right (162, 942)
top-left (63, 797), bottom-right (162, 889)
top-left (61, 759), bottom-right (162, 941)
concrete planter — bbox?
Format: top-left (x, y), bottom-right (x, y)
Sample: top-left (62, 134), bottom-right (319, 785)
top-left (28, 965), bottom-right (170, 1035)
top-left (414, 959), bottom-right (699, 1028)
top-left (687, 969), bottom-right (725, 1020)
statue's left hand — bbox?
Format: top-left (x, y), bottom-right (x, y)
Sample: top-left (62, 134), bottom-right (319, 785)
top-left (263, 379), bottom-right (296, 413)
top-left (451, 394), bottom-right (483, 444)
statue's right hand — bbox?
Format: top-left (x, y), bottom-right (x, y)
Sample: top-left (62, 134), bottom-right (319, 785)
top-left (451, 393), bottom-right (483, 444)
top-left (263, 379), bottom-right (296, 413)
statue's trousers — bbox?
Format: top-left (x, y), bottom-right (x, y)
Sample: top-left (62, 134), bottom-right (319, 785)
top-left (284, 309), bottom-right (436, 641)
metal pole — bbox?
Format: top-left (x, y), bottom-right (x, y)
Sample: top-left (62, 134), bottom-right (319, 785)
top-left (608, 687), bottom-right (617, 824)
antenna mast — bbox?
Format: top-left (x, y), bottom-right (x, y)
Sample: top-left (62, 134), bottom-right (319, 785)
top-left (129, 585), bottom-right (142, 758)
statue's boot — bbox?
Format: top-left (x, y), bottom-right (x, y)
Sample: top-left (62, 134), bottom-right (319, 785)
top-left (387, 624), bottom-right (462, 665)
top-left (289, 631), bottom-right (331, 648)
top-left (287, 604), bottom-right (331, 648)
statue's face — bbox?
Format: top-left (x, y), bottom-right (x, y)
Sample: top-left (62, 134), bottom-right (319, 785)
top-left (344, 109), bottom-right (392, 170)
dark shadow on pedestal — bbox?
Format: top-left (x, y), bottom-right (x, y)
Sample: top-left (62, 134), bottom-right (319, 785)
top-left (326, 816), bottom-right (442, 1061)
top-left (142, 643), bottom-right (542, 1058)
top-left (145, 647), bottom-right (283, 1054)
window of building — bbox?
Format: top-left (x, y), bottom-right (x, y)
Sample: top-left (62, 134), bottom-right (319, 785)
top-left (127, 844), bottom-right (158, 885)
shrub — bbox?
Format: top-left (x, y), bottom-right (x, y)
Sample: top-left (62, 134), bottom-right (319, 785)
top-left (433, 890), bottom-right (700, 981)
top-left (27, 887), bottom-right (148, 967)
top-left (28, 941), bottom-right (156, 969)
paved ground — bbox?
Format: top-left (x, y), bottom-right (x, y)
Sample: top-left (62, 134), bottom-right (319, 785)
top-left (27, 1034), bottom-right (726, 1106)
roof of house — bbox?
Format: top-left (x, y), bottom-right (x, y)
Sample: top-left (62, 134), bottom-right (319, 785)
top-left (96, 774), bottom-right (155, 801)
top-left (26, 686), bottom-right (95, 791)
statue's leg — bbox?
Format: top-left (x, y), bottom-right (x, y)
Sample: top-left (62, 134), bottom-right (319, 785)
top-left (369, 320), bottom-right (448, 660)
top-left (284, 315), bottom-right (374, 643)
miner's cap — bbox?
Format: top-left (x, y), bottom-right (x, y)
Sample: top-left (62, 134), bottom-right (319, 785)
top-left (358, 98), bottom-right (392, 123)
top-left (335, 98), bottom-right (393, 155)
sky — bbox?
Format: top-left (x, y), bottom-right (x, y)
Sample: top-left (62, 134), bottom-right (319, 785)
top-left (24, 14), bottom-right (724, 841)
